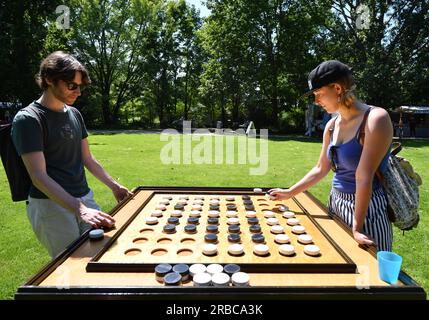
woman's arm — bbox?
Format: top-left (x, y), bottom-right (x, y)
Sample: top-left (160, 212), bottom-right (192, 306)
top-left (354, 107), bottom-right (393, 246)
top-left (269, 117), bottom-right (335, 200)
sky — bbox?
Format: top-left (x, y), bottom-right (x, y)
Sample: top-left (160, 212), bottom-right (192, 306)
top-left (185, 0), bottom-right (211, 18)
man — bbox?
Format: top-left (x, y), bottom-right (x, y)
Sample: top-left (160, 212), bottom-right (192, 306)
top-left (12, 51), bottom-right (132, 258)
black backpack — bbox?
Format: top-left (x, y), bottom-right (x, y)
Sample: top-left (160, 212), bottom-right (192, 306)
top-left (0, 105), bottom-right (46, 202)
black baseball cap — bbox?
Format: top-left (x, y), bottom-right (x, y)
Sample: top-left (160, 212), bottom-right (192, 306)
top-left (296, 60), bottom-right (353, 104)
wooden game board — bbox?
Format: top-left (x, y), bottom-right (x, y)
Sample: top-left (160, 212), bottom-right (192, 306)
top-left (86, 187), bottom-right (357, 273)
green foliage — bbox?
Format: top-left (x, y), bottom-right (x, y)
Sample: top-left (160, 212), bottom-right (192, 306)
top-left (0, 0), bottom-right (428, 130)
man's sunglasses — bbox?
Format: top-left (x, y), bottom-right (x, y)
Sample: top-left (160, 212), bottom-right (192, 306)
top-left (329, 146), bottom-right (338, 172)
top-left (65, 81), bottom-right (83, 91)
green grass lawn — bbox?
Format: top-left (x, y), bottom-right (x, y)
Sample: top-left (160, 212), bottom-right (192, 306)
top-left (0, 133), bottom-right (427, 299)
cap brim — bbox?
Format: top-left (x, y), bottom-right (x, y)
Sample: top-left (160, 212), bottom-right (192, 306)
top-left (295, 90), bottom-right (315, 106)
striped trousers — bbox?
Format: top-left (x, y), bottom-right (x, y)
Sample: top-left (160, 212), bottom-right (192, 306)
top-left (328, 188), bottom-right (393, 252)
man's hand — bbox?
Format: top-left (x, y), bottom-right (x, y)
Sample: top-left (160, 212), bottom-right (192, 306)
top-left (111, 183), bottom-right (133, 203)
top-left (267, 188), bottom-right (293, 201)
top-left (79, 205), bottom-right (115, 228)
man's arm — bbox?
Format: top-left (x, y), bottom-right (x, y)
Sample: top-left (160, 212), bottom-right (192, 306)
top-left (22, 151), bottom-right (115, 228)
top-left (81, 138), bottom-right (132, 202)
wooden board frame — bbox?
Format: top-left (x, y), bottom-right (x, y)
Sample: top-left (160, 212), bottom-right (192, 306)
top-left (14, 186), bottom-right (426, 300)
top-left (85, 186), bottom-right (357, 273)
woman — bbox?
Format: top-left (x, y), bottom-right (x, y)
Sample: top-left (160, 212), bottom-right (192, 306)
top-left (269, 60), bottom-right (393, 251)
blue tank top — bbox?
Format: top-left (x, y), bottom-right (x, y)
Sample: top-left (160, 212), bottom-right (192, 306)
top-left (326, 109), bottom-right (390, 194)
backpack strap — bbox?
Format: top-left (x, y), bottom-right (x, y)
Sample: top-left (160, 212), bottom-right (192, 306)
top-left (356, 106), bottom-right (373, 144)
top-left (24, 104), bottom-right (48, 148)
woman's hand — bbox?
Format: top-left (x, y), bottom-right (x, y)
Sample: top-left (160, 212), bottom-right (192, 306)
top-left (267, 188), bottom-right (293, 201)
top-left (353, 230), bottom-right (376, 248)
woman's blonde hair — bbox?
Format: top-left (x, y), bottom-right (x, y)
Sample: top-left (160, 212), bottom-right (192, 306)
top-left (331, 73), bottom-right (357, 109)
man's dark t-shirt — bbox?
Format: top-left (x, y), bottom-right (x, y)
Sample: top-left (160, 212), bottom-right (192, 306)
top-left (11, 102), bottom-right (90, 199)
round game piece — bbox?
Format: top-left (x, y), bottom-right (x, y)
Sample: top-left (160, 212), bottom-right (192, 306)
top-left (163, 224), bottom-right (176, 234)
top-left (173, 263), bottom-right (190, 281)
top-left (210, 196), bottom-right (220, 200)
top-left (245, 205), bottom-right (255, 211)
top-left (243, 200), bottom-right (253, 205)
top-left (202, 243), bottom-right (218, 256)
top-left (192, 204), bottom-right (202, 211)
top-left (298, 234), bottom-right (313, 244)
top-left (231, 272), bottom-right (250, 286)
top-left (205, 233), bottom-right (218, 243)
top-left (146, 216), bottom-right (158, 225)
top-left (159, 199), bottom-right (170, 205)
top-left (194, 196), bottom-right (205, 200)
top-left (170, 210), bottom-right (183, 217)
top-left (253, 188), bottom-right (263, 193)
top-left (304, 245), bottom-right (321, 256)
top-left (208, 211), bottom-right (220, 218)
top-left (164, 272), bottom-right (182, 286)
top-left (282, 211), bottom-right (295, 219)
top-left (263, 211), bottom-right (276, 218)
top-left (206, 225), bottom-right (218, 233)
top-left (155, 263), bottom-right (173, 282)
top-left (245, 211), bottom-right (257, 218)
top-left (287, 218), bottom-right (300, 226)
top-left (174, 204), bottom-right (185, 211)
top-left (167, 217), bottom-right (179, 225)
top-left (252, 234), bottom-right (265, 243)
top-left (151, 209), bottom-right (163, 217)
top-left (226, 211), bottom-right (238, 218)
top-left (277, 205), bottom-right (288, 212)
top-left (226, 196), bottom-right (235, 201)
top-left (177, 199), bottom-right (188, 205)
top-left (207, 263), bottom-right (223, 275)
top-left (89, 229), bottom-right (104, 240)
top-left (207, 217), bottom-right (219, 225)
top-left (266, 217), bottom-right (279, 226)
top-left (226, 204), bottom-right (237, 211)
top-left (189, 210), bottom-right (201, 217)
top-left (228, 243), bottom-right (244, 256)
top-left (193, 272), bottom-right (212, 286)
top-left (162, 195), bottom-right (173, 200)
top-left (274, 234), bottom-right (290, 244)
top-left (193, 200), bottom-right (204, 205)
top-left (223, 264), bottom-right (240, 276)
top-left (242, 195), bottom-right (251, 200)
top-left (179, 195), bottom-right (189, 200)
top-left (209, 204), bottom-right (220, 211)
top-left (187, 217), bottom-right (199, 225)
top-left (209, 199), bottom-right (220, 205)
top-left (155, 204), bottom-right (166, 210)
top-left (227, 234), bottom-right (241, 243)
top-left (249, 225), bottom-right (261, 233)
top-left (279, 244), bottom-right (295, 256)
top-left (184, 224), bottom-right (197, 234)
top-left (292, 225), bottom-right (306, 234)
top-left (227, 218), bottom-right (240, 225)
top-left (212, 273), bottom-right (231, 287)
top-left (270, 225), bottom-right (284, 234)
top-left (253, 244), bottom-right (269, 256)
top-left (228, 225), bottom-right (240, 234)
top-left (247, 217), bottom-right (259, 225)
top-left (189, 264), bottom-right (206, 277)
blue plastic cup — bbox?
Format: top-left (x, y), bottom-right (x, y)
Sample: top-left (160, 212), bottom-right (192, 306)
top-left (377, 251), bottom-right (402, 284)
